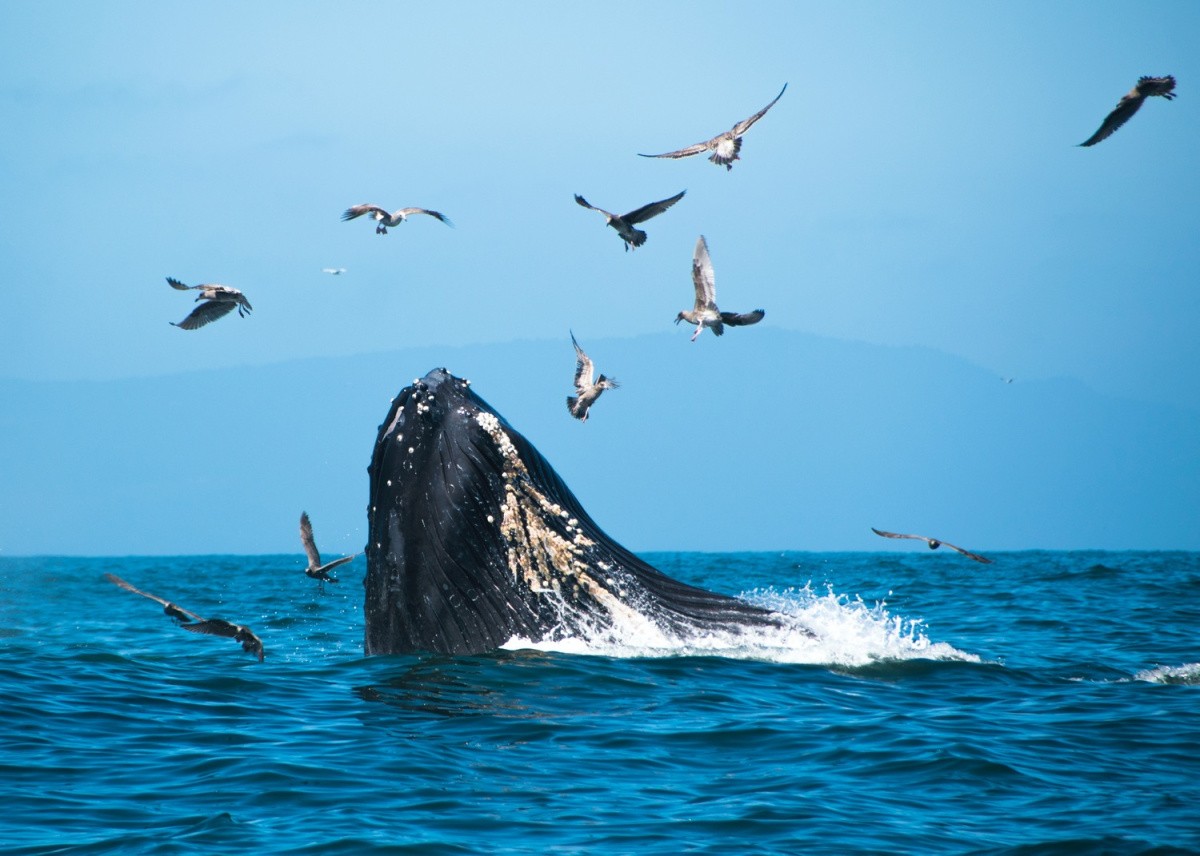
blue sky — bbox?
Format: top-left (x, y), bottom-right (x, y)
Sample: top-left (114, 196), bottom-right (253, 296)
top-left (2, 3), bottom-right (1198, 554)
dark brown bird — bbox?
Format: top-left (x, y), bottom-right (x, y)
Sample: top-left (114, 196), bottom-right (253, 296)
top-left (299, 511), bottom-right (355, 590)
top-left (104, 572), bottom-right (265, 660)
top-left (870, 527), bottom-right (993, 564)
top-left (566, 332), bottom-right (619, 422)
top-left (639, 83), bottom-right (787, 170)
top-left (167, 277), bottom-right (253, 330)
top-left (574, 190), bottom-right (686, 251)
top-left (341, 204), bottom-right (453, 234)
top-left (1079, 75), bottom-right (1176, 147)
top-left (675, 235), bottom-right (764, 341)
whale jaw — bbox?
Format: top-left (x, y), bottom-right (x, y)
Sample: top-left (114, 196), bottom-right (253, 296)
top-left (364, 368), bottom-right (780, 656)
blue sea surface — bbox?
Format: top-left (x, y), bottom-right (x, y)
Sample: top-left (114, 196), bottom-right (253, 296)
top-left (1, 551), bottom-right (1198, 854)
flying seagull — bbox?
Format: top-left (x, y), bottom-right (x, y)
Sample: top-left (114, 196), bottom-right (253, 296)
top-left (639, 83), bottom-right (788, 170)
top-left (341, 204), bottom-right (453, 234)
top-left (566, 331), bottom-right (619, 422)
top-left (675, 235), bottom-right (765, 341)
top-left (299, 511), bottom-right (355, 590)
top-left (574, 189), bottom-right (685, 251)
top-left (167, 277), bottom-right (253, 330)
top-left (1079, 75), bottom-right (1176, 147)
top-left (104, 572), bottom-right (265, 660)
top-left (321, 268), bottom-right (346, 276)
top-left (870, 527), bottom-right (993, 564)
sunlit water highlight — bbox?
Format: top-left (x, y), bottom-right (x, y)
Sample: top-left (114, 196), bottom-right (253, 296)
top-left (1, 550), bottom-right (1198, 854)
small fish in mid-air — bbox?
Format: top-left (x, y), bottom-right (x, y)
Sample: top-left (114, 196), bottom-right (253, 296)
top-left (167, 277), bottom-right (252, 330)
top-left (341, 204), bottom-right (453, 234)
top-left (104, 572), bottom-right (265, 660)
top-left (675, 235), bottom-right (764, 341)
top-left (574, 190), bottom-right (685, 251)
top-left (1079, 75), bottom-right (1176, 147)
top-left (870, 528), bottom-right (993, 564)
top-left (299, 511), bottom-right (355, 591)
top-left (639, 83), bottom-right (787, 170)
top-left (566, 332), bottom-right (619, 422)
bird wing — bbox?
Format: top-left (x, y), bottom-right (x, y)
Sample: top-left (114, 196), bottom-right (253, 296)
top-left (720, 309), bottom-right (765, 327)
top-left (170, 299), bottom-right (238, 330)
top-left (730, 83), bottom-right (788, 136)
top-left (570, 331), bottom-right (594, 391)
top-left (1079, 96), bottom-right (1145, 147)
top-left (341, 204), bottom-right (387, 221)
top-left (299, 511), bottom-right (322, 569)
top-left (691, 235), bottom-right (716, 311)
top-left (936, 540), bottom-right (993, 564)
top-left (870, 527), bottom-right (934, 546)
top-left (317, 554), bottom-right (356, 574)
top-left (622, 189), bottom-right (686, 224)
top-left (574, 194), bottom-right (612, 218)
top-left (183, 619), bottom-right (264, 660)
top-left (637, 140), bottom-right (715, 160)
top-left (166, 277), bottom-right (198, 291)
top-left (104, 573), bottom-right (204, 622)
top-left (398, 207), bottom-right (454, 227)
top-left (181, 618), bottom-right (241, 639)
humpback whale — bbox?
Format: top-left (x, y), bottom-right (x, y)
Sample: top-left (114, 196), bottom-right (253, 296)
top-left (365, 368), bottom-right (786, 656)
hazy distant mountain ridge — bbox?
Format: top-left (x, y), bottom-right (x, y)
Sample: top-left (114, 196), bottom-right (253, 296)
top-left (1, 329), bottom-right (1195, 555)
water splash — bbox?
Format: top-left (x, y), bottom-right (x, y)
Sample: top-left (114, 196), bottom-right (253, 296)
top-left (503, 582), bottom-right (980, 666)
top-left (1133, 662), bottom-right (1200, 685)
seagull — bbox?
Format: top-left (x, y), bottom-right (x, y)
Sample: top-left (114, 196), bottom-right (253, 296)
top-left (870, 527), bottom-right (993, 564)
top-left (566, 332), bottom-right (619, 422)
top-left (639, 83), bottom-right (788, 170)
top-left (299, 511), bottom-right (355, 590)
top-left (574, 190), bottom-right (685, 251)
top-left (675, 235), bottom-right (765, 341)
top-left (1079, 75), bottom-right (1176, 147)
top-left (341, 204), bottom-right (453, 234)
top-left (167, 277), bottom-right (252, 330)
top-left (104, 572), bottom-right (266, 660)
top-left (321, 268), bottom-right (346, 276)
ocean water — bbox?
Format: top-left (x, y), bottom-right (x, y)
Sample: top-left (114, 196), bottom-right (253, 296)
top-left (1, 550), bottom-right (1198, 855)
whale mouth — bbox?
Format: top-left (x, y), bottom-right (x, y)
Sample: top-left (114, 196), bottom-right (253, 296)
top-left (364, 367), bottom-right (786, 656)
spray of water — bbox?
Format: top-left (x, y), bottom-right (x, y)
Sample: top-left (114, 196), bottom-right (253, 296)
top-left (503, 582), bottom-right (980, 666)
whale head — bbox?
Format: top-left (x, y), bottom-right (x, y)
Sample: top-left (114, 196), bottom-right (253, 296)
top-left (364, 367), bottom-right (781, 656)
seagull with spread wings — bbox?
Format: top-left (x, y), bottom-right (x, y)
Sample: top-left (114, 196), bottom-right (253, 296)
top-left (566, 332), bottom-right (619, 422)
top-left (574, 189), bottom-right (685, 251)
top-left (299, 511), bottom-right (355, 590)
top-left (104, 572), bottom-right (265, 660)
top-left (675, 235), bottom-right (764, 342)
top-left (870, 528), bottom-right (993, 564)
top-left (341, 204), bottom-right (453, 234)
top-left (167, 277), bottom-right (252, 330)
top-left (1079, 75), bottom-right (1176, 147)
top-left (639, 83), bottom-right (787, 170)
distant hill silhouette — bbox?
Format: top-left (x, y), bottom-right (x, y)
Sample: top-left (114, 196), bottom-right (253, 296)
top-left (1, 329), bottom-right (1196, 555)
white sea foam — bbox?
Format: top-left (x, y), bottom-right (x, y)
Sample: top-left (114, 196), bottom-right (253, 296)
top-left (1133, 662), bottom-right (1200, 685)
top-left (502, 583), bottom-right (980, 666)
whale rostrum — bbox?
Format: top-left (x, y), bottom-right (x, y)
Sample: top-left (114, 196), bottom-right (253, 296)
top-left (364, 368), bottom-right (787, 655)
